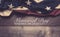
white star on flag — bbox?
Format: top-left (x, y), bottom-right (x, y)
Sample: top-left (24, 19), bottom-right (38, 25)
top-left (26, 0), bottom-right (32, 5)
top-left (8, 4), bottom-right (14, 9)
top-left (45, 6), bottom-right (51, 11)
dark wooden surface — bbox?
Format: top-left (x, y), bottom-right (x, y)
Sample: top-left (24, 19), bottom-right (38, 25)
top-left (0, 26), bottom-right (60, 37)
top-left (0, 13), bottom-right (60, 37)
top-left (0, 12), bottom-right (60, 26)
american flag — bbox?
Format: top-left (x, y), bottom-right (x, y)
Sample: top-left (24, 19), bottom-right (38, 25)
top-left (0, 0), bottom-right (60, 16)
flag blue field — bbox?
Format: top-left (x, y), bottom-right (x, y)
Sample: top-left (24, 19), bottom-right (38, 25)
top-left (0, 0), bottom-right (60, 16)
